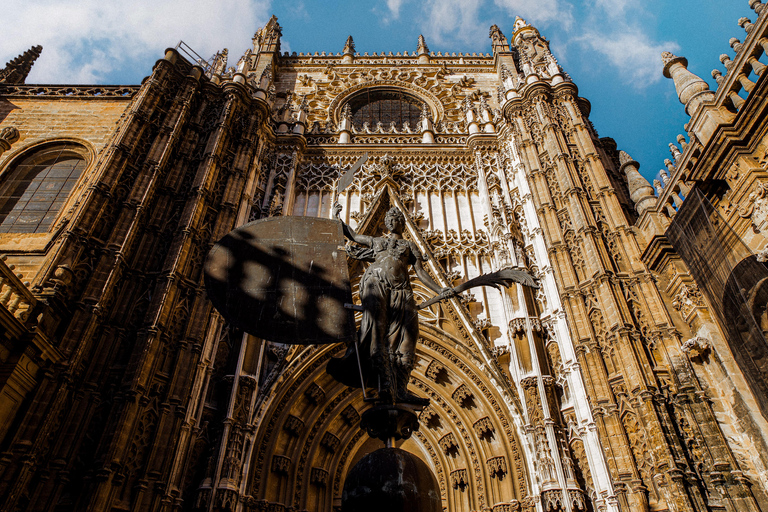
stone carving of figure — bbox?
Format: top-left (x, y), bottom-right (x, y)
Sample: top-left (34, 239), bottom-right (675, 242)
top-left (329, 204), bottom-right (452, 403)
top-left (513, 238), bottom-right (528, 268)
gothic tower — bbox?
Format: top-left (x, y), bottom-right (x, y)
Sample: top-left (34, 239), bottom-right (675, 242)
top-left (0, 7), bottom-right (766, 512)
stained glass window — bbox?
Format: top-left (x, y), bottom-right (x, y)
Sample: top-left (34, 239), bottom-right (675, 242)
top-left (0, 145), bottom-right (87, 233)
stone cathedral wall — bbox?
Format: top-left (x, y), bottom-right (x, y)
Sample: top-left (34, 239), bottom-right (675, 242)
top-left (0, 93), bottom-right (133, 275)
top-left (0, 7), bottom-right (767, 512)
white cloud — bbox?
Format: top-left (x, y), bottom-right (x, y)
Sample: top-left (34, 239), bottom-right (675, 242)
top-left (1, 0), bottom-right (272, 84)
top-left (491, 0), bottom-right (671, 89)
top-left (493, 0), bottom-right (573, 29)
top-left (575, 28), bottom-right (679, 88)
top-left (1, 0), bottom-right (677, 91)
top-left (593, 0), bottom-right (633, 19)
top-left (289, 1), bottom-right (310, 20)
top-left (420, 0), bottom-right (486, 47)
top-left (564, 0), bottom-right (677, 88)
top-left (386, 0), bottom-right (405, 19)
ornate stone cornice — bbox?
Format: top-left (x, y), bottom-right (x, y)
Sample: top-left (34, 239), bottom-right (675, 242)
top-left (467, 133), bottom-right (499, 151)
top-left (0, 84), bottom-right (139, 98)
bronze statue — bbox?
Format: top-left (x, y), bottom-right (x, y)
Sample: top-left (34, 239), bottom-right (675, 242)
top-left (205, 152), bottom-right (538, 410)
top-left (330, 203), bottom-right (452, 404)
top-left (204, 155), bottom-right (537, 437)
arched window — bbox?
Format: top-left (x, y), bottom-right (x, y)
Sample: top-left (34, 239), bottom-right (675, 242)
top-left (346, 90), bottom-right (423, 131)
top-left (0, 144), bottom-right (87, 233)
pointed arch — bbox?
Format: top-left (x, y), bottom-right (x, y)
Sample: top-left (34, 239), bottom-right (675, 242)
top-left (242, 327), bottom-right (532, 512)
top-left (0, 140), bottom-right (91, 233)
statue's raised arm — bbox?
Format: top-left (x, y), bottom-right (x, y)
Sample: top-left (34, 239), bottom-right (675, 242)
top-left (333, 202), bottom-right (372, 247)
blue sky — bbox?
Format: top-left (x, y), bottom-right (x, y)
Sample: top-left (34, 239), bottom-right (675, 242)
top-left (3, 1), bottom-right (755, 182)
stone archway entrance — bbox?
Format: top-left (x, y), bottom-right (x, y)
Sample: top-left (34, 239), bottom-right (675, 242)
top-left (241, 324), bottom-right (531, 512)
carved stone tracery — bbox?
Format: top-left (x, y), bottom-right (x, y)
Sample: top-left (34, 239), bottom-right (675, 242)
top-left (4, 12), bottom-right (762, 512)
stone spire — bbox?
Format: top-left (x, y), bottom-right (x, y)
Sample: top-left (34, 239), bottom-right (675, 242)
top-left (343, 36), bottom-right (355, 55)
top-left (511, 17), bottom-right (564, 83)
top-left (662, 51), bottom-right (715, 117)
top-left (0, 45), bottom-right (43, 84)
top-left (619, 151), bottom-right (657, 215)
top-left (417, 35), bottom-right (430, 64)
top-left (250, 15), bottom-right (282, 89)
top-left (342, 36), bottom-right (355, 64)
top-left (236, 49), bottom-right (252, 74)
top-left (253, 15), bottom-right (281, 54)
top-left (417, 35), bottom-right (429, 55)
top-left (512, 16), bottom-right (530, 34)
top-left (489, 24), bottom-right (510, 53)
top-left (210, 48), bottom-right (228, 78)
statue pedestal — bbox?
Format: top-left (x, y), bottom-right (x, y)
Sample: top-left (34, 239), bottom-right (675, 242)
top-left (360, 403), bottom-right (425, 444)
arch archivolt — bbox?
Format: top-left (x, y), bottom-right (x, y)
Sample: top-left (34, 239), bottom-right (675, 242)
top-left (411, 428), bottom-right (448, 500)
top-left (331, 428), bottom-right (366, 498)
top-left (245, 323), bottom-right (531, 512)
top-left (295, 65), bottom-right (474, 128)
top-left (0, 137), bottom-right (96, 177)
top-left (328, 82), bottom-right (445, 126)
top-left (417, 327), bottom-right (530, 499)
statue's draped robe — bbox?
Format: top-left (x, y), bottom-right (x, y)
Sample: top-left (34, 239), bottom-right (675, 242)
top-left (358, 237), bottom-right (421, 360)
top-left (328, 236), bottom-right (424, 388)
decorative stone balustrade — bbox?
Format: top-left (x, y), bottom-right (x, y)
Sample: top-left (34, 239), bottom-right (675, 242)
top-left (0, 255), bottom-right (35, 322)
top-left (655, 2), bottom-right (768, 223)
top-left (718, 3), bottom-right (768, 108)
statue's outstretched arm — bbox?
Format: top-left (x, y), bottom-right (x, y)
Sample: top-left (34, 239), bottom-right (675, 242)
top-left (413, 257), bottom-right (452, 296)
top-left (333, 203), bottom-right (372, 247)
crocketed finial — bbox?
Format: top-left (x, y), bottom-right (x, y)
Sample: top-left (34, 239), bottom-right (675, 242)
top-left (662, 51), bottom-right (715, 117)
top-left (417, 35), bottom-right (429, 55)
top-left (619, 151), bottom-right (657, 215)
top-left (343, 36), bottom-right (355, 55)
top-left (0, 45), bottom-right (43, 85)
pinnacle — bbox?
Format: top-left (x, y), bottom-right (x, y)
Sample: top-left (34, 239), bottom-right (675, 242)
top-left (420, 102), bottom-right (431, 122)
top-left (618, 150), bottom-right (636, 166)
top-left (514, 16), bottom-right (530, 32)
top-left (0, 45), bottom-right (43, 85)
top-left (661, 51), bottom-right (688, 79)
top-left (619, 149), bottom-right (656, 215)
top-left (661, 51), bottom-right (678, 66)
top-left (343, 36), bottom-right (355, 55)
top-left (417, 35), bottom-right (429, 55)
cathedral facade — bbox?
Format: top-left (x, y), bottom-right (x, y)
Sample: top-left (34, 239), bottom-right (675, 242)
top-left (0, 4), bottom-right (767, 512)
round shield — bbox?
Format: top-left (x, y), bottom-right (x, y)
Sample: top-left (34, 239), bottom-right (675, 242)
top-left (204, 216), bottom-right (355, 344)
